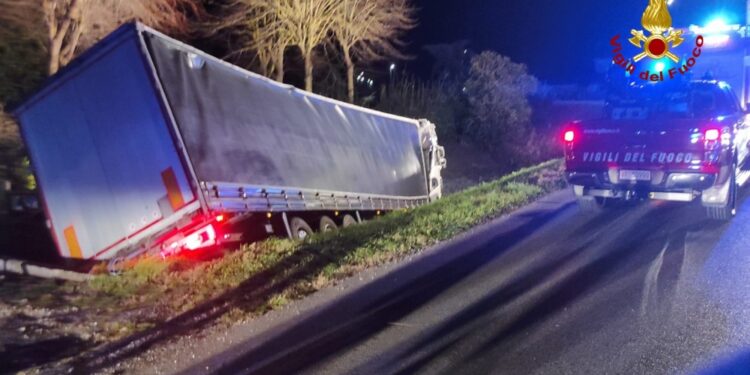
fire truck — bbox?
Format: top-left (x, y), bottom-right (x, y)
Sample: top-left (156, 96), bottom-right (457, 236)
top-left (677, 18), bottom-right (750, 106)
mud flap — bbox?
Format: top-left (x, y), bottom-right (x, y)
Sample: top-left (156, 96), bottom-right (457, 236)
top-left (572, 185), bottom-right (585, 197)
top-left (702, 176), bottom-right (732, 207)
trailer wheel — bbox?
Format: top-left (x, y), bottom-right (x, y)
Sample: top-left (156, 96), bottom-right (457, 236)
top-left (290, 217), bottom-right (314, 240)
top-left (341, 214), bottom-right (357, 228)
top-left (319, 216), bottom-right (338, 232)
top-left (107, 256), bottom-right (127, 275)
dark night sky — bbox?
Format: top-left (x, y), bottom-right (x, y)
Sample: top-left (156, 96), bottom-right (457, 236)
top-left (409, 0), bottom-right (746, 84)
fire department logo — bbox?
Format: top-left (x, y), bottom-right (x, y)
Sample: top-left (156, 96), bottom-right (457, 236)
top-left (610, 0), bottom-right (703, 82)
top-left (628, 0), bottom-right (683, 62)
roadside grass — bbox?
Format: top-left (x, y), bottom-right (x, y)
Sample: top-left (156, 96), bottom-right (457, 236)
top-left (77, 159), bottom-right (565, 336)
top-left (2, 159), bottom-right (565, 345)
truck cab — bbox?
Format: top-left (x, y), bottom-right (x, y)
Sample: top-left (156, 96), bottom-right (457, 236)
top-left (419, 119), bottom-right (447, 201)
top-left (563, 80), bottom-right (750, 220)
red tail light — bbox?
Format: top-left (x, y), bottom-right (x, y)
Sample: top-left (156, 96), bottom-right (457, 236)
top-left (705, 129), bottom-right (720, 141)
top-left (184, 224), bottom-right (217, 251)
top-left (563, 130), bottom-right (576, 143)
top-left (162, 224), bottom-right (217, 256)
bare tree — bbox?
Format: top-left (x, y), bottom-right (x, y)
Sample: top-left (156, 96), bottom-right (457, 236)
top-left (250, 11), bottom-right (288, 82)
top-left (276, 0), bottom-right (340, 92)
top-left (0, 0), bottom-right (202, 75)
top-left (213, 1), bottom-right (290, 82)
top-left (332, 0), bottom-right (416, 102)
top-left (220, 0), bottom-right (415, 94)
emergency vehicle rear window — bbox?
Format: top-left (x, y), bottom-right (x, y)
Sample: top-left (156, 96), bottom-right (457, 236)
top-left (608, 83), bottom-right (736, 119)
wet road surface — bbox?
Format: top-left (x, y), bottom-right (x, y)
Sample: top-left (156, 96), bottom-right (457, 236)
top-left (182, 189), bottom-right (750, 375)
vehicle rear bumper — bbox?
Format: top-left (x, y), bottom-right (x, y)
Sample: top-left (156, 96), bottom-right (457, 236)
top-left (566, 170), bottom-right (716, 190)
top-left (566, 170), bottom-right (717, 202)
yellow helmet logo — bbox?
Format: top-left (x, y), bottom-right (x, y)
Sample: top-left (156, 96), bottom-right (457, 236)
top-left (642, 0), bottom-right (672, 34)
top-left (629, 0), bottom-right (684, 62)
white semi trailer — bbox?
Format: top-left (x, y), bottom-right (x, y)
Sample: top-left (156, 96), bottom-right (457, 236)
top-left (12, 23), bottom-right (446, 263)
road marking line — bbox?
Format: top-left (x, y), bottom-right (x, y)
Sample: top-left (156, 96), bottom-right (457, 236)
top-left (641, 240), bottom-right (668, 316)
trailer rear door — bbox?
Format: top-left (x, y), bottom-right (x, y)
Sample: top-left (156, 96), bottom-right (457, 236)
top-left (16, 33), bottom-right (195, 259)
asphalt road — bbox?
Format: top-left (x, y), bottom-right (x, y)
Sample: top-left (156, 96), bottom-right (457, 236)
top-left (162, 189), bottom-right (750, 374)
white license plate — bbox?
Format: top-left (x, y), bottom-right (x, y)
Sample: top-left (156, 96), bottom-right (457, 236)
top-left (620, 170), bottom-right (651, 181)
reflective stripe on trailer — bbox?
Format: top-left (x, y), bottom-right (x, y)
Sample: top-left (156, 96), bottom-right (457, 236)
top-left (63, 226), bottom-right (83, 259)
top-left (161, 167), bottom-right (185, 211)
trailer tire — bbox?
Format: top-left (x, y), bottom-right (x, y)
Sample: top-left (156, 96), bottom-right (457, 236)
top-left (341, 214), bottom-right (357, 228)
top-left (107, 256), bottom-right (127, 275)
top-left (319, 216), bottom-right (338, 232)
top-left (290, 217), bottom-right (314, 240)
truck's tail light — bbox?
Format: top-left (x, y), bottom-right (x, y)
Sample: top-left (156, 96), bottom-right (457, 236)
top-left (163, 224), bottom-right (218, 257)
top-left (705, 129), bottom-right (720, 141)
top-left (563, 130), bottom-right (576, 143)
top-left (184, 224), bottom-right (217, 251)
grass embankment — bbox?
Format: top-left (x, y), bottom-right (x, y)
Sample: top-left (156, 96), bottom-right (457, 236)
top-left (2, 159), bottom-right (566, 345)
top-left (85, 160), bottom-right (565, 330)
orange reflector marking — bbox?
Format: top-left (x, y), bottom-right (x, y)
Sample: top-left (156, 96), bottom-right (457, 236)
top-left (161, 167), bottom-right (185, 211)
top-left (63, 226), bottom-right (83, 259)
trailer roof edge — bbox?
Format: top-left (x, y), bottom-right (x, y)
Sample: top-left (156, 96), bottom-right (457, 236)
top-left (137, 25), bottom-right (424, 127)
